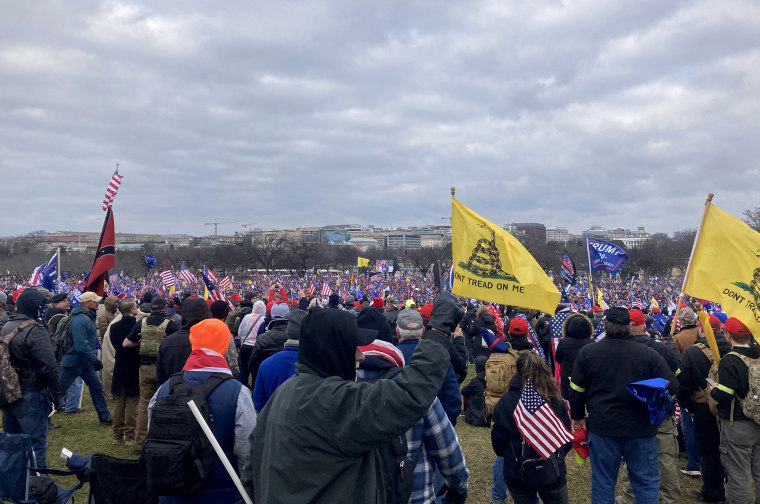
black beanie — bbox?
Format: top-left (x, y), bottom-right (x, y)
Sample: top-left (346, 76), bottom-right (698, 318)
top-left (567, 316), bottom-right (592, 339)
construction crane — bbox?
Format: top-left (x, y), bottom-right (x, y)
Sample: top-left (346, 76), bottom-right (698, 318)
top-left (204, 219), bottom-right (238, 236)
top-left (240, 222), bottom-right (258, 230)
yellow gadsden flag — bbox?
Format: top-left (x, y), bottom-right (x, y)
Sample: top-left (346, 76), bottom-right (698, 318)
top-left (357, 257), bottom-right (370, 268)
top-left (683, 203), bottom-right (760, 337)
top-left (451, 198), bottom-right (560, 314)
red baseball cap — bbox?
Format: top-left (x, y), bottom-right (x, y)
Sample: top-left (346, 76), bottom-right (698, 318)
top-left (419, 303), bottom-right (433, 323)
top-left (629, 309), bottom-right (646, 327)
top-left (724, 317), bottom-right (751, 338)
top-left (708, 315), bottom-right (721, 331)
top-left (651, 306), bottom-right (660, 314)
top-left (508, 317), bottom-right (530, 336)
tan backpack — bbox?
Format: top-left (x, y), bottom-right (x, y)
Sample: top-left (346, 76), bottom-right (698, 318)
top-left (483, 347), bottom-right (532, 422)
top-left (725, 351), bottom-right (760, 424)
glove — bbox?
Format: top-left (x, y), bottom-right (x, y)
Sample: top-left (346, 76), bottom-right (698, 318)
top-left (93, 360), bottom-right (103, 372)
top-left (436, 485), bottom-right (467, 504)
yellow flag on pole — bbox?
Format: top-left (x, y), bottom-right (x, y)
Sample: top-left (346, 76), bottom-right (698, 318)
top-left (683, 202), bottom-right (760, 337)
top-left (451, 198), bottom-right (560, 314)
top-left (357, 257), bottom-right (369, 268)
top-left (650, 297), bottom-right (659, 309)
top-left (597, 289), bottom-right (604, 309)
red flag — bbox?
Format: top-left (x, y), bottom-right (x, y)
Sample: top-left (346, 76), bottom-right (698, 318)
top-left (85, 207), bottom-right (115, 296)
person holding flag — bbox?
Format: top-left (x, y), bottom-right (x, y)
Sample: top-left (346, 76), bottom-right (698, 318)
top-left (491, 352), bottom-right (572, 504)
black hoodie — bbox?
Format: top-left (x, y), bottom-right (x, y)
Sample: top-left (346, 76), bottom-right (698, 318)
top-left (356, 307), bottom-right (392, 344)
top-left (298, 309), bottom-right (365, 382)
top-left (424, 292), bottom-right (468, 382)
top-left (155, 298), bottom-right (211, 385)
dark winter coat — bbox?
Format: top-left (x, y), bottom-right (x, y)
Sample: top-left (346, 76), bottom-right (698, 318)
top-left (460, 373), bottom-right (487, 427)
top-left (677, 334), bottom-right (731, 412)
top-left (2, 311), bottom-right (61, 403)
top-left (491, 375), bottom-right (571, 489)
top-left (555, 313), bottom-right (595, 400)
top-left (60, 306), bottom-right (99, 368)
top-left (243, 308), bottom-right (449, 504)
top-left (424, 293), bottom-right (467, 383)
top-left (469, 313), bottom-right (498, 360)
top-left (248, 319), bottom-right (289, 387)
top-left (109, 315), bottom-right (140, 397)
top-left (155, 298), bottom-right (211, 386)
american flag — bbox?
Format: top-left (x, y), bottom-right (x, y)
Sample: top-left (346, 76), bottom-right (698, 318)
top-left (308, 283), bottom-right (316, 297)
top-left (219, 275), bottom-right (232, 292)
top-left (513, 379), bottom-right (572, 460)
top-left (102, 166), bottom-right (124, 211)
top-left (320, 283), bottom-right (332, 297)
top-left (516, 313), bottom-right (546, 362)
top-left (631, 299), bottom-right (645, 310)
top-left (178, 262), bottom-right (196, 284)
top-left (204, 266), bottom-right (217, 283)
top-left (549, 310), bottom-right (572, 382)
top-left (160, 269), bottom-right (176, 289)
top-left (201, 269), bottom-right (229, 306)
top-left (28, 263), bottom-right (45, 286)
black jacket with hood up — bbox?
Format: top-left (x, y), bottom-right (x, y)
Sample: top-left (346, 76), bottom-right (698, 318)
top-left (425, 292), bottom-right (468, 382)
top-left (155, 298), bottom-right (211, 386)
top-left (1, 289), bottom-right (61, 402)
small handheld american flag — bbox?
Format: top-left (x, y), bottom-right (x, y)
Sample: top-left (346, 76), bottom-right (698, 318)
top-left (178, 262), bottom-right (197, 284)
top-left (160, 269), bottom-right (176, 289)
top-left (513, 379), bottom-right (572, 460)
top-left (102, 165), bottom-right (123, 211)
top-left (320, 283), bottom-right (332, 297)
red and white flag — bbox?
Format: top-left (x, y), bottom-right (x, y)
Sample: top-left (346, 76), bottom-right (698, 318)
top-left (320, 283), bottom-right (332, 297)
top-left (513, 379), bottom-right (572, 460)
top-left (308, 283), bottom-right (316, 296)
top-left (29, 265), bottom-right (44, 286)
top-left (219, 275), bottom-right (232, 292)
top-left (204, 266), bottom-right (217, 283)
top-left (102, 167), bottom-right (124, 211)
top-left (160, 269), bottom-right (176, 289)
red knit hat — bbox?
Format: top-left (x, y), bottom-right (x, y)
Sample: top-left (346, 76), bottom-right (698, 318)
top-left (508, 317), bottom-right (530, 336)
top-left (372, 297), bottom-right (384, 309)
top-left (419, 303), bottom-right (433, 323)
top-left (629, 309), bottom-right (646, 327)
top-left (651, 306), bottom-right (660, 314)
top-left (724, 317), bottom-right (751, 338)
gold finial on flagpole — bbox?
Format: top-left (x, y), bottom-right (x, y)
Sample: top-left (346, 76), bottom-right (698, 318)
top-left (451, 186), bottom-right (456, 197)
top-left (707, 193), bottom-right (714, 204)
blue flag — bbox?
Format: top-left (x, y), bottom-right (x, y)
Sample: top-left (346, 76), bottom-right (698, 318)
top-left (587, 239), bottom-right (628, 274)
top-left (41, 252), bottom-right (58, 292)
top-left (560, 251), bottom-right (577, 285)
top-left (144, 254), bottom-right (156, 269)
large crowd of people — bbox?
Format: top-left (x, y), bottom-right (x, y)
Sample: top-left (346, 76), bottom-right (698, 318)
top-left (0, 269), bottom-right (755, 503)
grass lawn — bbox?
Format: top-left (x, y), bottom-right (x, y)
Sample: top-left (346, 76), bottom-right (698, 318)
top-left (5, 387), bottom-right (705, 503)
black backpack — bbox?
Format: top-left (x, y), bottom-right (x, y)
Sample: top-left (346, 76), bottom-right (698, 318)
top-left (141, 372), bottom-right (230, 496)
top-left (357, 367), bottom-right (421, 504)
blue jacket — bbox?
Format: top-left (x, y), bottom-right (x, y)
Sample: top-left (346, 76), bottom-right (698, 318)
top-left (150, 370), bottom-right (256, 503)
top-left (61, 306), bottom-right (99, 368)
top-left (253, 344), bottom-right (298, 413)
top-left (398, 339), bottom-right (461, 426)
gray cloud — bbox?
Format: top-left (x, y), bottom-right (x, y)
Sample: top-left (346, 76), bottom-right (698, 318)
top-left (1, 0), bottom-right (759, 237)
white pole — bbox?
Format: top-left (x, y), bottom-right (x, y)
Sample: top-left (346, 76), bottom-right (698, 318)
top-left (186, 400), bottom-right (254, 504)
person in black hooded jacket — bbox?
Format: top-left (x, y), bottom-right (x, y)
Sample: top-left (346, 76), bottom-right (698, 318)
top-left (425, 292), bottom-right (468, 383)
top-left (155, 298), bottom-right (211, 386)
top-left (460, 302), bottom-right (477, 363)
top-left (468, 304), bottom-right (498, 360)
top-left (554, 313), bottom-right (594, 400)
top-left (1, 288), bottom-right (61, 468)
top-left (356, 306), bottom-right (392, 344)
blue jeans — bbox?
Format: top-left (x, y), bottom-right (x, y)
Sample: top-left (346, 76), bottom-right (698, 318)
top-left (588, 431), bottom-right (659, 504)
top-left (680, 410), bottom-right (702, 471)
top-left (492, 456), bottom-right (507, 502)
top-left (2, 390), bottom-right (52, 467)
top-left (59, 363), bottom-right (110, 422)
top-left (64, 377), bottom-right (84, 412)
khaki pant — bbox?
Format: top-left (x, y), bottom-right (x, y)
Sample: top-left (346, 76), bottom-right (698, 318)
top-left (719, 418), bottom-right (760, 503)
top-left (112, 385), bottom-right (138, 442)
top-left (101, 313), bottom-right (121, 399)
top-left (135, 364), bottom-right (157, 449)
top-left (618, 416), bottom-right (680, 504)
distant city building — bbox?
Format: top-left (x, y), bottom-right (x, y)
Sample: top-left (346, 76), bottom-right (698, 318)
top-left (582, 225), bottom-right (608, 239)
top-left (506, 222), bottom-right (547, 242)
top-left (546, 227), bottom-right (569, 243)
top-left (607, 227), bottom-right (649, 249)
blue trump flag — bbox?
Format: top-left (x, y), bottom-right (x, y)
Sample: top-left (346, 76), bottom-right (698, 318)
top-left (144, 254), bottom-right (156, 269)
top-left (41, 252), bottom-right (58, 292)
top-left (587, 239), bottom-right (628, 274)
top-left (626, 378), bottom-right (674, 425)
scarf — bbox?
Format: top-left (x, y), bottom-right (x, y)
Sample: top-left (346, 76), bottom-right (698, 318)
top-left (182, 348), bottom-right (231, 375)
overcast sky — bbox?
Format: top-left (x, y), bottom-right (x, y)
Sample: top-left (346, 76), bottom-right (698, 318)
top-left (2, 1), bottom-right (759, 238)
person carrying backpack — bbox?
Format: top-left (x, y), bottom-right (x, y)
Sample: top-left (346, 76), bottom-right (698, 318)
top-left (491, 352), bottom-right (572, 504)
top-left (146, 318), bottom-right (256, 503)
top-left (1, 288), bottom-right (61, 468)
top-left (708, 316), bottom-right (760, 503)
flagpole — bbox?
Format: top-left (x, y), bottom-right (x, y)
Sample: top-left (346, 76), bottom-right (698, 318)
top-left (56, 247), bottom-right (61, 291)
top-left (586, 238), bottom-right (595, 309)
top-left (672, 193), bottom-right (714, 336)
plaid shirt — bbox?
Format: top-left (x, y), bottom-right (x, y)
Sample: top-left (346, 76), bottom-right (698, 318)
top-left (406, 397), bottom-right (469, 504)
